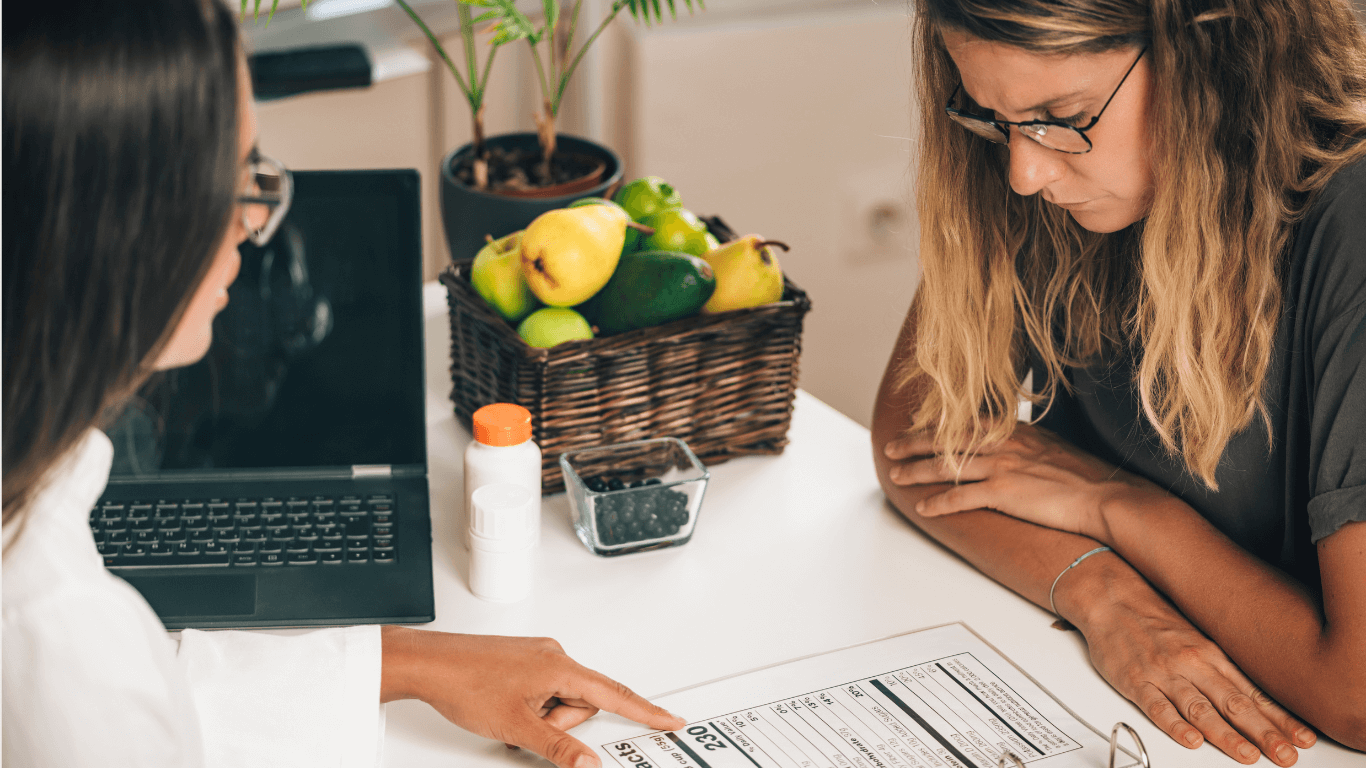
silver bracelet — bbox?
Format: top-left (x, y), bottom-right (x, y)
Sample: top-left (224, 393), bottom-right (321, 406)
top-left (1048, 546), bottom-right (1112, 618)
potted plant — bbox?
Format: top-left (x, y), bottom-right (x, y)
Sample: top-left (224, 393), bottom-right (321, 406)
top-left (243, 0), bottom-right (700, 263)
top-left (397, 0), bottom-right (701, 264)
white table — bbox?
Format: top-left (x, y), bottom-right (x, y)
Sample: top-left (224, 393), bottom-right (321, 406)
top-left (386, 283), bottom-right (1364, 767)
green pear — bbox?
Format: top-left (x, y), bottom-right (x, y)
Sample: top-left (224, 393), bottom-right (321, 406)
top-left (700, 235), bottom-right (789, 313)
top-left (521, 205), bottom-right (630, 306)
top-left (517, 307), bottom-right (595, 348)
top-left (470, 231), bottom-right (539, 322)
top-left (639, 208), bottom-right (712, 257)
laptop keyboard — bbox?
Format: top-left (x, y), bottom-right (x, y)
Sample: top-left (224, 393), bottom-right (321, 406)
top-left (90, 495), bottom-right (397, 568)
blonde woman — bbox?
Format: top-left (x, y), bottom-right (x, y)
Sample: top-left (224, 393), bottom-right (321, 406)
top-left (872, 0), bottom-right (1366, 763)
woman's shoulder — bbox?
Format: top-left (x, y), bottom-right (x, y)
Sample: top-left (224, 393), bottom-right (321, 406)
top-left (1290, 151), bottom-right (1366, 325)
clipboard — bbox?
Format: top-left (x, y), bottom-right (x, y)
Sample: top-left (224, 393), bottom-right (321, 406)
top-left (580, 623), bottom-right (1149, 768)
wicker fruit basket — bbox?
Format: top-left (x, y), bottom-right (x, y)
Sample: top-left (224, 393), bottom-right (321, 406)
top-left (439, 221), bottom-right (812, 494)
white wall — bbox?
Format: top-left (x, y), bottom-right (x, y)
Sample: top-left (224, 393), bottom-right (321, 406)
top-left (611, 4), bottom-right (922, 427)
top-left (249, 0), bottom-right (923, 428)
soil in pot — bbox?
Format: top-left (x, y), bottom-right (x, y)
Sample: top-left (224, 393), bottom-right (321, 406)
top-left (452, 146), bottom-right (605, 196)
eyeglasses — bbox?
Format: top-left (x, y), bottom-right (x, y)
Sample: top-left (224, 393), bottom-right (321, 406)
top-left (235, 149), bottom-right (292, 246)
top-left (945, 46), bottom-right (1147, 154)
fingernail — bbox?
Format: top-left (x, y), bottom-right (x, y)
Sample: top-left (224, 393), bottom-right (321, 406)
top-left (574, 755), bottom-right (600, 768)
top-left (1238, 743), bottom-right (1258, 761)
top-left (1296, 728), bottom-right (1315, 745)
top-left (1276, 744), bottom-right (1295, 763)
top-left (1185, 731), bottom-right (1201, 746)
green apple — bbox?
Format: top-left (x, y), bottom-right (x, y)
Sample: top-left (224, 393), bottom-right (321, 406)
top-left (613, 176), bottom-right (682, 222)
top-left (639, 208), bottom-right (712, 257)
top-left (470, 231), bottom-right (539, 322)
top-left (517, 307), bottom-right (595, 348)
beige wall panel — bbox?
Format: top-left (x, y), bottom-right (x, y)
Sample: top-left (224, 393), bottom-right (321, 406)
top-left (627, 6), bottom-right (921, 427)
top-left (255, 73), bottom-right (446, 278)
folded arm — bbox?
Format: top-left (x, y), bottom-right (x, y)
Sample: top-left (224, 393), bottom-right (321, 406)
top-left (871, 301), bottom-right (1338, 764)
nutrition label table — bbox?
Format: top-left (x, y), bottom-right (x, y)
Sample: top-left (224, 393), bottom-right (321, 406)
top-left (588, 625), bottom-right (1129, 768)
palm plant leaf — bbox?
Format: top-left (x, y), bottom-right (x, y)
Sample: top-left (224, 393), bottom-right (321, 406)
top-left (622, 0), bottom-right (696, 26)
top-left (460, 0), bottom-right (539, 44)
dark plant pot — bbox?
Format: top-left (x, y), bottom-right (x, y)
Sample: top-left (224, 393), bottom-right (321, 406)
top-left (440, 132), bottom-right (624, 264)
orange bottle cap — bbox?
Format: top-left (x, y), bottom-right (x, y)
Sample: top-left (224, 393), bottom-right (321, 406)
top-left (472, 403), bottom-right (533, 447)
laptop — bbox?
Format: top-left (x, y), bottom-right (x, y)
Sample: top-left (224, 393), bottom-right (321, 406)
top-left (92, 169), bottom-right (435, 630)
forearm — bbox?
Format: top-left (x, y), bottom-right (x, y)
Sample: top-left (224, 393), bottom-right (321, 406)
top-left (874, 441), bottom-right (1125, 617)
top-left (1097, 497), bottom-right (1366, 744)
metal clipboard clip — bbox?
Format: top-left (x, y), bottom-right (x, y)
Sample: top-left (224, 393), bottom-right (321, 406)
top-left (995, 721), bottom-right (1150, 767)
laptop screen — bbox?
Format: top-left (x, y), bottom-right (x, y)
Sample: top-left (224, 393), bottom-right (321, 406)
top-left (108, 170), bottom-right (427, 477)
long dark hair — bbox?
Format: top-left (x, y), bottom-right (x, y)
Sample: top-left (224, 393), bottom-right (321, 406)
top-left (3, 0), bottom-right (243, 526)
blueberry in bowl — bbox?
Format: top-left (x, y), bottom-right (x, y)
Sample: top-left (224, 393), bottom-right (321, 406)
top-left (559, 438), bottom-right (709, 556)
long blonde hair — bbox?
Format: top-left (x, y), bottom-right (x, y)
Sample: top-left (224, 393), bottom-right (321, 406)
top-left (904, 0), bottom-right (1366, 487)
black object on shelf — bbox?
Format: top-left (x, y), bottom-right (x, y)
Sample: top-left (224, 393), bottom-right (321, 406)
top-left (249, 44), bottom-right (372, 100)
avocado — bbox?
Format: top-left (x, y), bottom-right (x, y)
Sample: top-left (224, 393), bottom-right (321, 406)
top-left (581, 250), bottom-right (716, 334)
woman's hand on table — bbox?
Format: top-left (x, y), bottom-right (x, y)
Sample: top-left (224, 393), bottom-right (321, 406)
top-left (1056, 557), bottom-right (1317, 766)
top-left (380, 627), bottom-right (684, 768)
top-left (882, 422), bottom-right (1166, 542)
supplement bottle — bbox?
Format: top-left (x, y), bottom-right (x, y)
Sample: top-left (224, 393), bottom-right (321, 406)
top-left (464, 403), bottom-right (541, 548)
top-left (468, 483), bottom-right (537, 602)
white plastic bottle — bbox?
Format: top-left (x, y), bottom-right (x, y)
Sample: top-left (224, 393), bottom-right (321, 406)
top-left (463, 403), bottom-right (541, 549)
top-left (468, 483), bottom-right (537, 602)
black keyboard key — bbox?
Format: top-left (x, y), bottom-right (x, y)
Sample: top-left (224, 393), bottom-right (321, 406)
top-left (182, 516), bottom-right (208, 531)
top-left (162, 530), bottom-right (187, 543)
top-left (100, 506), bottom-right (125, 519)
top-left (201, 544), bottom-right (231, 565)
top-left (346, 549), bottom-right (369, 563)
top-left (284, 538), bottom-right (311, 554)
top-left (97, 542), bottom-right (118, 556)
top-left (343, 518), bottom-right (370, 539)
top-left (320, 550), bottom-right (344, 564)
top-left (260, 550), bottom-right (286, 566)
top-left (372, 546), bottom-right (395, 563)
top-left (181, 502), bottom-right (205, 514)
top-left (234, 514), bottom-right (260, 527)
top-left (149, 543), bottom-right (175, 557)
top-left (215, 529), bottom-right (242, 545)
top-left (122, 543), bottom-right (148, 559)
top-left (232, 552), bottom-right (259, 566)
top-left (108, 530), bottom-right (131, 544)
top-left (240, 527), bottom-right (267, 543)
top-left (155, 505), bottom-right (180, 519)
top-left (190, 530), bottom-right (216, 544)
top-left (103, 518), bottom-right (127, 532)
top-left (130, 518), bottom-right (155, 531)
top-left (312, 540), bottom-right (342, 553)
top-left (287, 552), bottom-right (318, 566)
top-left (126, 504), bottom-right (152, 520)
top-left (135, 530), bottom-right (158, 543)
top-left (157, 519), bottom-right (183, 532)
top-left (372, 524), bottom-right (393, 537)
top-left (176, 542), bottom-right (202, 557)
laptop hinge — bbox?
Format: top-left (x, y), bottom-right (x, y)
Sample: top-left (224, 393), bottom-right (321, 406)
top-left (352, 465), bottom-right (392, 479)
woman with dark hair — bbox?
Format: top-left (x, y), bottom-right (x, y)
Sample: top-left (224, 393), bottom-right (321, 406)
top-left (1, 1), bottom-right (681, 765)
top-left (872, 0), bottom-right (1366, 763)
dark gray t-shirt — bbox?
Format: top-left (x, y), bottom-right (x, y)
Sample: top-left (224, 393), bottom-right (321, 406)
top-left (1034, 157), bottom-right (1366, 587)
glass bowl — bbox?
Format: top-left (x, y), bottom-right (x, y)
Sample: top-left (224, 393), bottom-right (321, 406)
top-left (559, 437), bottom-right (709, 556)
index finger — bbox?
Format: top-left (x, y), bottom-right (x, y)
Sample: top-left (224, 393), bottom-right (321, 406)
top-left (568, 666), bottom-right (685, 732)
top-left (884, 435), bottom-right (937, 460)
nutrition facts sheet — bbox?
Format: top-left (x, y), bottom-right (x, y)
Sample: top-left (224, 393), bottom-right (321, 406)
top-left (578, 624), bottom-right (1134, 768)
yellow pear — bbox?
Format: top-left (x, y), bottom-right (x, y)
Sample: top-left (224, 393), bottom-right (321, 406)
top-left (520, 205), bottom-right (629, 307)
top-left (701, 235), bottom-right (788, 313)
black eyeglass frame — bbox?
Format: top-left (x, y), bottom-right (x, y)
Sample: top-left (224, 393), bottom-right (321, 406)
top-left (235, 149), bottom-right (293, 247)
top-left (944, 45), bottom-right (1148, 155)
